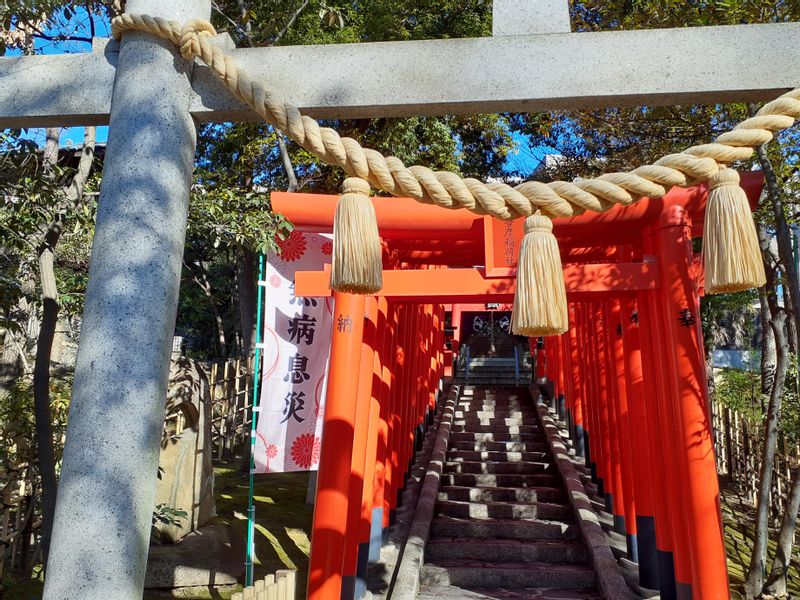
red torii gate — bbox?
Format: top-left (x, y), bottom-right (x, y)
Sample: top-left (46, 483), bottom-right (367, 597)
top-left (272, 172), bottom-right (762, 600)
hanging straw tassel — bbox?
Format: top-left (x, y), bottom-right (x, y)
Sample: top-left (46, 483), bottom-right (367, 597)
top-left (703, 167), bottom-right (766, 294)
top-left (511, 212), bottom-right (568, 337)
top-left (331, 177), bottom-right (383, 294)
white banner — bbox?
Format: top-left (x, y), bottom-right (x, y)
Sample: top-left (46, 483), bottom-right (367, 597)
top-left (253, 231), bottom-right (333, 473)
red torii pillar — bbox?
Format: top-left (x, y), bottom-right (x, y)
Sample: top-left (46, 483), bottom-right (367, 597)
top-left (567, 304), bottom-right (586, 458)
top-left (649, 206), bottom-right (729, 599)
top-left (341, 298), bottom-right (378, 599)
top-left (619, 295), bottom-right (659, 589)
top-left (607, 300), bottom-right (638, 556)
top-left (368, 297), bottom-right (391, 561)
top-left (378, 303), bottom-right (395, 536)
top-left (576, 304), bottom-right (600, 489)
top-left (308, 292), bottom-right (366, 600)
top-left (638, 288), bottom-right (680, 599)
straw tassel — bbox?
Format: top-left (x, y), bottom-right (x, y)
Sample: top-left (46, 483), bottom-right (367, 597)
top-left (702, 167), bottom-right (766, 294)
top-left (331, 177), bottom-right (383, 294)
top-left (511, 212), bottom-right (568, 337)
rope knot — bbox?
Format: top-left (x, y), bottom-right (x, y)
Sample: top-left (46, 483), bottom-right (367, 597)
top-left (179, 19), bottom-right (216, 60)
top-left (342, 177), bottom-right (371, 196)
top-left (523, 212), bottom-right (553, 234)
top-left (708, 166), bottom-right (740, 191)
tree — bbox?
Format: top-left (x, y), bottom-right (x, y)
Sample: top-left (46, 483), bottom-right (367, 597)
top-left (35, 127), bottom-right (96, 565)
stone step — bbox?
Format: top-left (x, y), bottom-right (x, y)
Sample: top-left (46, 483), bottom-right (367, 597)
top-left (465, 368), bottom-right (521, 373)
top-left (444, 460), bottom-right (556, 475)
top-left (450, 424), bottom-right (542, 435)
top-left (417, 586), bottom-right (603, 600)
top-left (438, 485), bottom-right (565, 504)
top-left (454, 416), bottom-right (536, 427)
top-left (460, 377), bottom-right (526, 384)
top-left (430, 516), bottom-right (579, 541)
top-left (456, 377), bottom-right (529, 390)
top-left (437, 499), bottom-right (572, 521)
top-left (460, 375), bottom-right (524, 381)
top-left (447, 450), bottom-right (551, 463)
top-left (420, 561), bottom-right (596, 590)
top-left (455, 405), bottom-right (532, 415)
top-left (448, 440), bottom-right (550, 453)
top-left (448, 431), bottom-right (546, 444)
top-left (460, 389), bottom-right (528, 398)
top-left (440, 472), bottom-right (562, 488)
top-left (426, 538), bottom-right (589, 565)
top-left (456, 398), bottom-right (532, 406)
top-left (465, 373), bottom-right (531, 380)
top-left (453, 409), bottom-right (536, 420)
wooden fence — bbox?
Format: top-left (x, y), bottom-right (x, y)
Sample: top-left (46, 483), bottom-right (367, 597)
top-left (0, 356), bottom-right (257, 582)
top-left (711, 401), bottom-right (800, 525)
top-left (0, 461), bottom-right (37, 582)
top-left (233, 569), bottom-right (297, 600)
top-left (208, 356), bottom-right (256, 461)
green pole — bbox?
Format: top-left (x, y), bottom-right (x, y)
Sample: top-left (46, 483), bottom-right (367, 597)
top-left (245, 253), bottom-right (266, 586)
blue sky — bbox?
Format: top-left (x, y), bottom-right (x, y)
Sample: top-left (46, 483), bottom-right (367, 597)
top-left (8, 7), bottom-right (110, 146)
top-left (9, 6), bottom-right (549, 174)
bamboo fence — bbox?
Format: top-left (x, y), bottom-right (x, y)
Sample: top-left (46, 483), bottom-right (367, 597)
top-left (711, 400), bottom-right (800, 525)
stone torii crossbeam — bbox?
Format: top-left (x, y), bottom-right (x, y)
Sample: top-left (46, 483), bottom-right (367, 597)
top-left (0, 1), bottom-right (797, 598)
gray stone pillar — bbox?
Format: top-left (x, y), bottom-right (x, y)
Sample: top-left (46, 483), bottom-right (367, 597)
top-left (43, 2), bottom-right (210, 598)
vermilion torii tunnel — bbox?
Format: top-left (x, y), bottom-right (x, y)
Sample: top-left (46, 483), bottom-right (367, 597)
top-left (273, 172), bottom-right (762, 600)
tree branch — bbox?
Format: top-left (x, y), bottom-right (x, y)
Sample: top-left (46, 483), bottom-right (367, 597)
top-left (272, 0), bottom-right (310, 45)
top-left (212, 1), bottom-right (253, 45)
top-left (277, 134), bottom-right (298, 192)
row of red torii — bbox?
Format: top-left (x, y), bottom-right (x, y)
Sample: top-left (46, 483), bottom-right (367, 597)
top-left (274, 172), bottom-right (762, 600)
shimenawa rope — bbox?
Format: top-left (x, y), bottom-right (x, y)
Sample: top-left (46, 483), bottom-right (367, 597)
top-left (111, 14), bottom-right (774, 334)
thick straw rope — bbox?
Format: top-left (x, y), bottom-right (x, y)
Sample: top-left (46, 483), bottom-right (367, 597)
top-left (112, 14), bottom-right (800, 220)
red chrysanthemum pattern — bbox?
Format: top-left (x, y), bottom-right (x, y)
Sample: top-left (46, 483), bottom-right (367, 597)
top-left (289, 433), bottom-right (321, 469)
top-left (277, 230), bottom-right (307, 262)
top-left (264, 443), bottom-right (278, 472)
top-left (321, 240), bottom-right (333, 256)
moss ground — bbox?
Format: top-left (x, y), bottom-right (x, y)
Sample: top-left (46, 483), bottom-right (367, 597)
top-left (205, 465), bottom-right (313, 599)
top-left (4, 465), bottom-right (313, 600)
top-left (721, 480), bottom-right (800, 599)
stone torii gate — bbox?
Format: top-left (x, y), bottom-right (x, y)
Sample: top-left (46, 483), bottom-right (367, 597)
top-left (1, 1), bottom-right (796, 598)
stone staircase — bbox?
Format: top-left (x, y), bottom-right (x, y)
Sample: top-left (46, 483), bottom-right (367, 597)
top-left (418, 386), bottom-right (601, 600)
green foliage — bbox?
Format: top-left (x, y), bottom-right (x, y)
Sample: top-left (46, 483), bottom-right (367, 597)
top-left (571, 0), bottom-right (800, 32)
top-left (0, 140), bottom-right (98, 320)
top-left (0, 376), bottom-right (71, 483)
top-left (189, 186), bottom-right (293, 256)
top-left (151, 503), bottom-right (189, 541)
top-left (778, 358), bottom-right (800, 443)
top-left (716, 361), bottom-right (800, 443)
top-left (716, 367), bottom-right (762, 425)
top-left (212, 0), bottom-right (491, 46)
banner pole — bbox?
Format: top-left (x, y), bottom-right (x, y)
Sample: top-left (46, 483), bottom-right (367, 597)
top-left (245, 252), bottom-right (266, 586)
